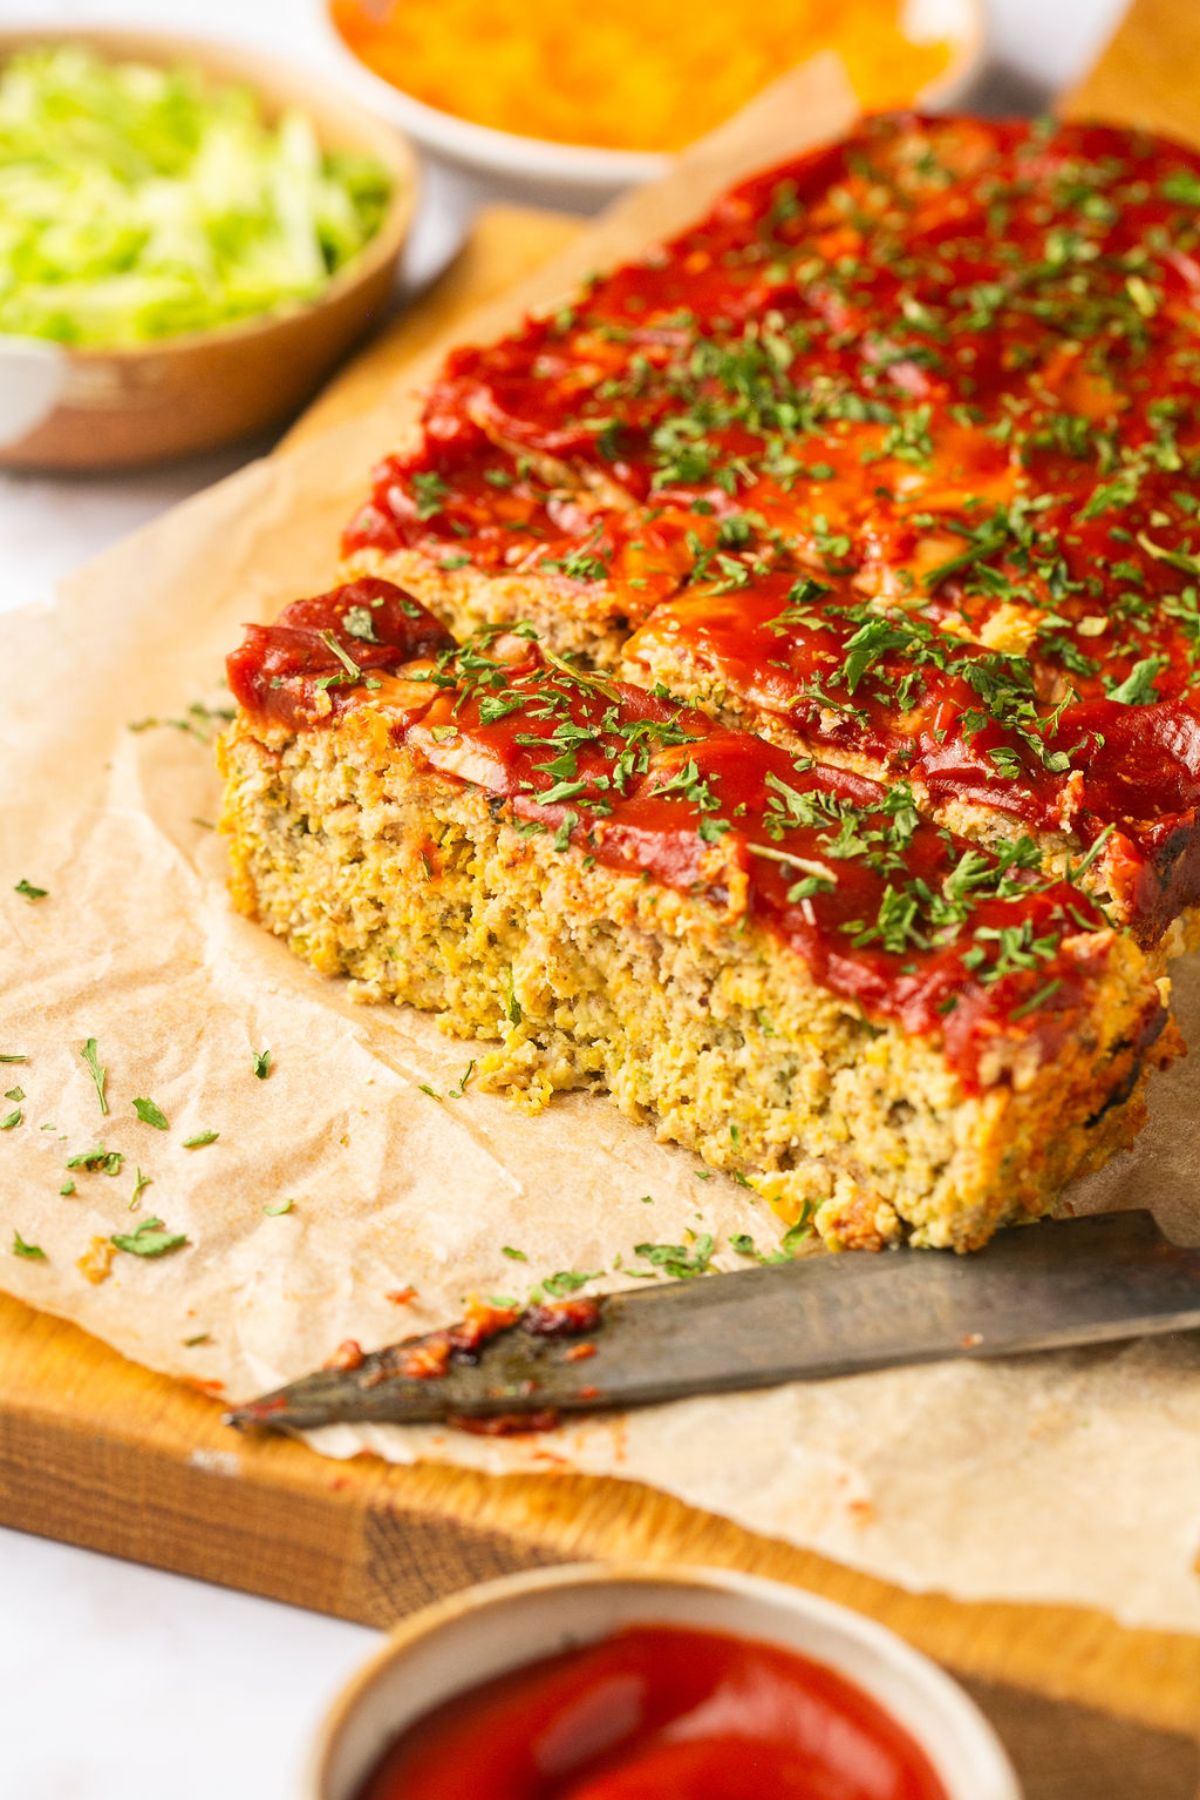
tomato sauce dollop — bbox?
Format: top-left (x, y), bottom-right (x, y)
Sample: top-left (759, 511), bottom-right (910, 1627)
top-left (352, 1623), bottom-right (950, 1800)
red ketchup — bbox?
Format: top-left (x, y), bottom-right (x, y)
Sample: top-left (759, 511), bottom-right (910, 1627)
top-left (352, 1623), bottom-right (950, 1799)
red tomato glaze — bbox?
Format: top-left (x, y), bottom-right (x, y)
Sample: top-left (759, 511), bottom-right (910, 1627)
top-left (228, 580), bottom-right (1170, 1090)
top-left (337, 114), bottom-right (1200, 946)
top-left (352, 1624), bottom-right (950, 1800)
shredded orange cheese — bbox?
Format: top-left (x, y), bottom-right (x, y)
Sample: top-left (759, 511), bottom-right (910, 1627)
top-left (330, 0), bottom-right (954, 153)
top-left (77, 1236), bottom-right (115, 1286)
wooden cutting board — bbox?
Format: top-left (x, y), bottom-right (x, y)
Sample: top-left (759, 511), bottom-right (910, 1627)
top-left (3, 3), bottom-right (1199, 1789)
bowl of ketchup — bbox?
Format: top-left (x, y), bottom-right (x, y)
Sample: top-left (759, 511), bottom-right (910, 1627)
top-left (306, 1565), bottom-right (1020, 1800)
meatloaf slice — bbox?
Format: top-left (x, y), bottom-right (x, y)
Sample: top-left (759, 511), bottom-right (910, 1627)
top-left (219, 579), bottom-right (1177, 1252)
top-left (620, 572), bottom-right (1200, 944)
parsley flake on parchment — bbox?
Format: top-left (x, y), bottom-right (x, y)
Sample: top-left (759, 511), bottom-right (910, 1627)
top-left (111, 1217), bottom-right (188, 1258)
top-left (80, 1038), bottom-right (109, 1115)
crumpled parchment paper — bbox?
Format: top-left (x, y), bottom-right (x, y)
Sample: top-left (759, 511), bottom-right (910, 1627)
top-left (2, 58), bottom-right (1198, 1635)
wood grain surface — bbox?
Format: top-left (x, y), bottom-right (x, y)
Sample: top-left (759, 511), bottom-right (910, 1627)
top-left (1061, 0), bottom-right (1200, 142)
top-left (3, 3), bottom-right (1199, 1787)
top-left (1, 1289), bottom-right (1197, 1794)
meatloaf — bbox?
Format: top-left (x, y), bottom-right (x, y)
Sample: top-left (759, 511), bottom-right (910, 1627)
top-left (219, 579), bottom-right (1176, 1252)
top-left (220, 113), bottom-right (1200, 1249)
top-left (341, 113), bottom-right (1200, 943)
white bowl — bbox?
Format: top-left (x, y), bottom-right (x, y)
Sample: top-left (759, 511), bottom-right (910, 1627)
top-left (306, 1563), bottom-right (1021, 1800)
top-left (317, 0), bottom-right (987, 209)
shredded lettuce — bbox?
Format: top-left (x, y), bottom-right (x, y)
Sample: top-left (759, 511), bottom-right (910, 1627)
top-left (0, 45), bottom-right (393, 347)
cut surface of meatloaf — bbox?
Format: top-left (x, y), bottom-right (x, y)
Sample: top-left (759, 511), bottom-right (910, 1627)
top-left (219, 579), bottom-right (1177, 1252)
top-left (340, 113), bottom-right (1200, 950)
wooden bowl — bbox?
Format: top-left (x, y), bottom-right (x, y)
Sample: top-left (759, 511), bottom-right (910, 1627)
top-left (0, 29), bottom-right (418, 472)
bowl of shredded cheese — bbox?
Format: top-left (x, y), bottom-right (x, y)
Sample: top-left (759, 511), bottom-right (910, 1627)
top-left (322, 0), bottom-right (985, 203)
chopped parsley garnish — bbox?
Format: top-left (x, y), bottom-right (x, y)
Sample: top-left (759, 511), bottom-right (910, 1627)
top-left (183, 1129), bottom-right (219, 1148)
top-left (132, 1097), bottom-right (169, 1130)
top-left (1162, 171), bottom-right (1200, 206)
top-left (540, 1269), bottom-right (603, 1297)
top-left (128, 701), bottom-right (235, 743)
top-left (14, 879), bottom-right (47, 901)
top-left (541, 546), bottom-right (611, 583)
top-left (317, 631), bottom-right (363, 683)
top-left (1105, 655), bottom-right (1167, 706)
top-left (111, 1217), bottom-right (188, 1258)
top-left (501, 967), bottom-right (523, 1026)
top-left (342, 605), bottom-right (378, 643)
top-left (634, 1235), bottom-right (714, 1279)
top-left (448, 1058), bottom-right (476, 1098)
top-left (12, 1231), bottom-right (45, 1260)
top-left (66, 1146), bottom-right (124, 1176)
top-left (1010, 978), bottom-right (1063, 1019)
top-left (252, 1049), bottom-right (272, 1080)
top-left (80, 1037), bottom-right (109, 1114)
top-left (410, 470), bottom-right (451, 518)
top-left (1068, 824), bottom-right (1117, 883)
top-left (729, 1222), bottom-right (813, 1262)
top-left (1136, 532), bottom-right (1200, 581)
top-left (781, 1211), bottom-right (816, 1253)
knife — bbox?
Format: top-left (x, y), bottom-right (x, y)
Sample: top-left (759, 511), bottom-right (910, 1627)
top-left (227, 1211), bottom-right (1200, 1433)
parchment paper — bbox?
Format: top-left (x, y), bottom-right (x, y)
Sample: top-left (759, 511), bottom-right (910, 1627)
top-left (2, 60), bottom-right (1199, 1635)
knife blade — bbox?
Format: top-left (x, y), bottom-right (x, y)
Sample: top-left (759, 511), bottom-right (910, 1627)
top-left (227, 1211), bottom-right (1200, 1433)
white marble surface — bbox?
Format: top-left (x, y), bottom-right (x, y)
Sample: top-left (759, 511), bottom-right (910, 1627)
top-left (0, 1529), bottom-right (376, 1799)
top-left (0, 0), bottom-right (1138, 1793)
